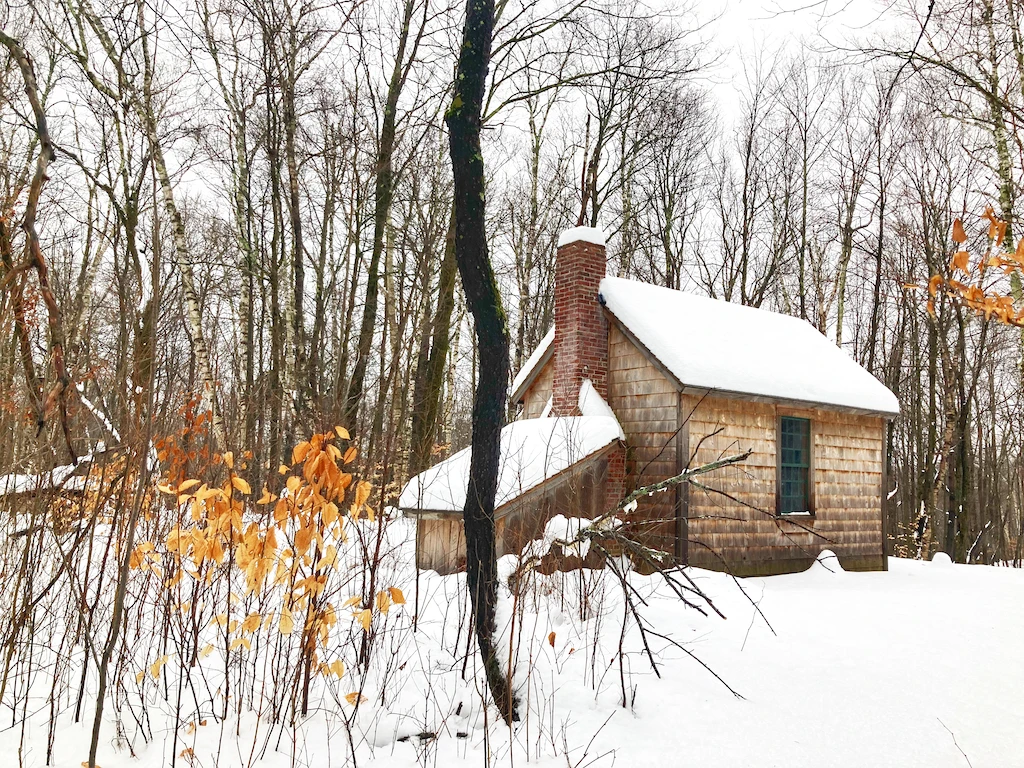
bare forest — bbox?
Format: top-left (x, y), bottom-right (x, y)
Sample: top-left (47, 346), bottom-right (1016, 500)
top-left (1, 0), bottom-right (1023, 765)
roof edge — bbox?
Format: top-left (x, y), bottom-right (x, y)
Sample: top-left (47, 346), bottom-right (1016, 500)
top-left (679, 385), bottom-right (900, 419)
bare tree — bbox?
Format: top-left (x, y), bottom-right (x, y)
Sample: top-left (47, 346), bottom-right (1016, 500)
top-left (446, 0), bottom-right (517, 723)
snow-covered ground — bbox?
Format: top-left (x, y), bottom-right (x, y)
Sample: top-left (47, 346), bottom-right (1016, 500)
top-left (7, 519), bottom-right (1022, 768)
top-left (619, 553), bottom-right (1024, 768)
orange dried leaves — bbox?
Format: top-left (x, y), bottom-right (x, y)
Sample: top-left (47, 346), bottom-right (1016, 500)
top-left (928, 212), bottom-right (1024, 327)
top-left (144, 427), bottom-right (379, 666)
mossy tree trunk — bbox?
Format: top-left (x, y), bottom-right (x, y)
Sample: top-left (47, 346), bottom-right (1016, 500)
top-left (445, 0), bottom-right (517, 724)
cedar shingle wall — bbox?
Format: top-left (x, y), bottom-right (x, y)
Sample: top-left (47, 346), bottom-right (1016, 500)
top-left (521, 358), bottom-right (554, 418)
top-left (416, 516), bottom-right (467, 574)
top-left (686, 395), bottom-right (885, 574)
top-left (606, 324), bottom-right (678, 555)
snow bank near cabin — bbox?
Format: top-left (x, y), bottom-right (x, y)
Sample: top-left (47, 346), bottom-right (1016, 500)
top-left (507, 512), bottom-right (621, 565)
top-left (599, 276), bottom-right (900, 416)
top-left (812, 548), bottom-right (845, 572)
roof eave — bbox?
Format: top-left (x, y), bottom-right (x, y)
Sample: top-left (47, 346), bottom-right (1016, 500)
top-left (678, 385), bottom-right (900, 419)
top-left (398, 508), bottom-right (461, 520)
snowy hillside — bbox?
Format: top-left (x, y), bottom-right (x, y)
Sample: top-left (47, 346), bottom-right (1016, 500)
top-left (9, 517), bottom-right (1021, 768)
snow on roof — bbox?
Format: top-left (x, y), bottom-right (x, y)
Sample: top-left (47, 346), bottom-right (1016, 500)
top-left (400, 383), bottom-right (622, 513)
top-left (578, 379), bottom-right (624, 437)
top-left (511, 326), bottom-right (554, 397)
top-left (599, 277), bottom-right (900, 416)
top-left (557, 226), bottom-right (607, 248)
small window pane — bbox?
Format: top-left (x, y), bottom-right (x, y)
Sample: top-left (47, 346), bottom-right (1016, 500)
top-left (779, 417), bottom-right (811, 514)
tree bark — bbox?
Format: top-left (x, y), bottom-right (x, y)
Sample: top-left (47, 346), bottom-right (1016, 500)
top-left (0, 30), bottom-right (76, 459)
top-left (409, 212), bottom-right (457, 476)
top-left (446, 0), bottom-right (517, 723)
top-left (282, 53), bottom-right (306, 416)
top-left (345, 0), bottom-right (419, 430)
top-left (0, 221), bottom-right (44, 431)
top-left (200, 2), bottom-right (257, 446)
top-left (73, 0), bottom-right (227, 450)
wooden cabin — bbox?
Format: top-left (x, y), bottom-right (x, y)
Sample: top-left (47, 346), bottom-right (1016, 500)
top-left (400, 227), bottom-right (900, 576)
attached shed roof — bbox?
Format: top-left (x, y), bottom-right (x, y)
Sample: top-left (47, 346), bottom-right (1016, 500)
top-left (399, 382), bottom-right (623, 514)
top-left (599, 277), bottom-right (899, 416)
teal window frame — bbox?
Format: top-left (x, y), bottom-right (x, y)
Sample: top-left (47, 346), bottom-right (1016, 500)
top-left (777, 416), bottom-right (813, 515)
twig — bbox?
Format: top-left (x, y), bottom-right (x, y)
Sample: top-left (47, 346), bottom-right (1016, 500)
top-left (938, 718), bottom-right (974, 768)
top-left (641, 623), bottom-right (743, 700)
top-left (689, 479), bottom-right (834, 545)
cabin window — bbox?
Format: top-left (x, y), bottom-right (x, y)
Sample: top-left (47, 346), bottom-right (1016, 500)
top-left (778, 416), bottom-right (812, 515)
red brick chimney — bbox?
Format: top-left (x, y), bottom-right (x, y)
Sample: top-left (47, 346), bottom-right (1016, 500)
top-left (551, 227), bottom-right (608, 416)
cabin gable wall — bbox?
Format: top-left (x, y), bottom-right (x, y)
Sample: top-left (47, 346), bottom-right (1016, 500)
top-left (685, 395), bottom-right (885, 575)
top-left (606, 324), bottom-right (679, 556)
top-left (520, 358), bottom-right (554, 418)
top-left (605, 327), bottom-right (886, 576)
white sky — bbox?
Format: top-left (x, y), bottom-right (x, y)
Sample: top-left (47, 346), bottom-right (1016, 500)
top-left (712, 0), bottom-right (890, 53)
top-left (704, 0), bottom-right (897, 124)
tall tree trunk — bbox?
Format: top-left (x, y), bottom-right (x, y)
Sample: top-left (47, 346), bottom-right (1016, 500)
top-left (309, 130), bottom-right (336, 403)
top-left (446, 0), bottom-right (517, 724)
top-left (867, 169), bottom-right (885, 372)
top-left (283, 60), bottom-right (306, 416)
top-left (76, 0), bottom-right (227, 450)
top-left (265, 33), bottom-right (288, 473)
top-left (345, 0), bottom-right (418, 429)
top-left (409, 212), bottom-right (458, 476)
top-left (87, 141), bottom-right (162, 768)
top-left (0, 222), bottom-right (44, 431)
top-left (0, 30), bottom-right (75, 458)
top-left (200, 2), bottom-right (256, 446)
top-left (983, 0), bottom-right (1016, 238)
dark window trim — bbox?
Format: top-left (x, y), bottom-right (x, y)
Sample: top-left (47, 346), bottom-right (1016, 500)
top-left (776, 413), bottom-right (815, 517)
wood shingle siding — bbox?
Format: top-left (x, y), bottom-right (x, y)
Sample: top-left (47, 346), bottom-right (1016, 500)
top-left (685, 395), bottom-right (886, 575)
top-left (521, 358), bottom-right (553, 418)
top-left (607, 324), bottom-right (679, 557)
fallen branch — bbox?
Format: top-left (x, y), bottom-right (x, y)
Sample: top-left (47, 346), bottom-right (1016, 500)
top-left (507, 449), bottom-right (755, 702)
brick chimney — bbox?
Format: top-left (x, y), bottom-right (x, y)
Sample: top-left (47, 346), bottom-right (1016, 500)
top-left (551, 227), bottom-right (608, 416)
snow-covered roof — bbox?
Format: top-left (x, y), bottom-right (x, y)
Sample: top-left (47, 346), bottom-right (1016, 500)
top-left (599, 277), bottom-right (900, 416)
top-left (511, 327), bottom-right (554, 399)
top-left (400, 383), bottom-right (623, 513)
